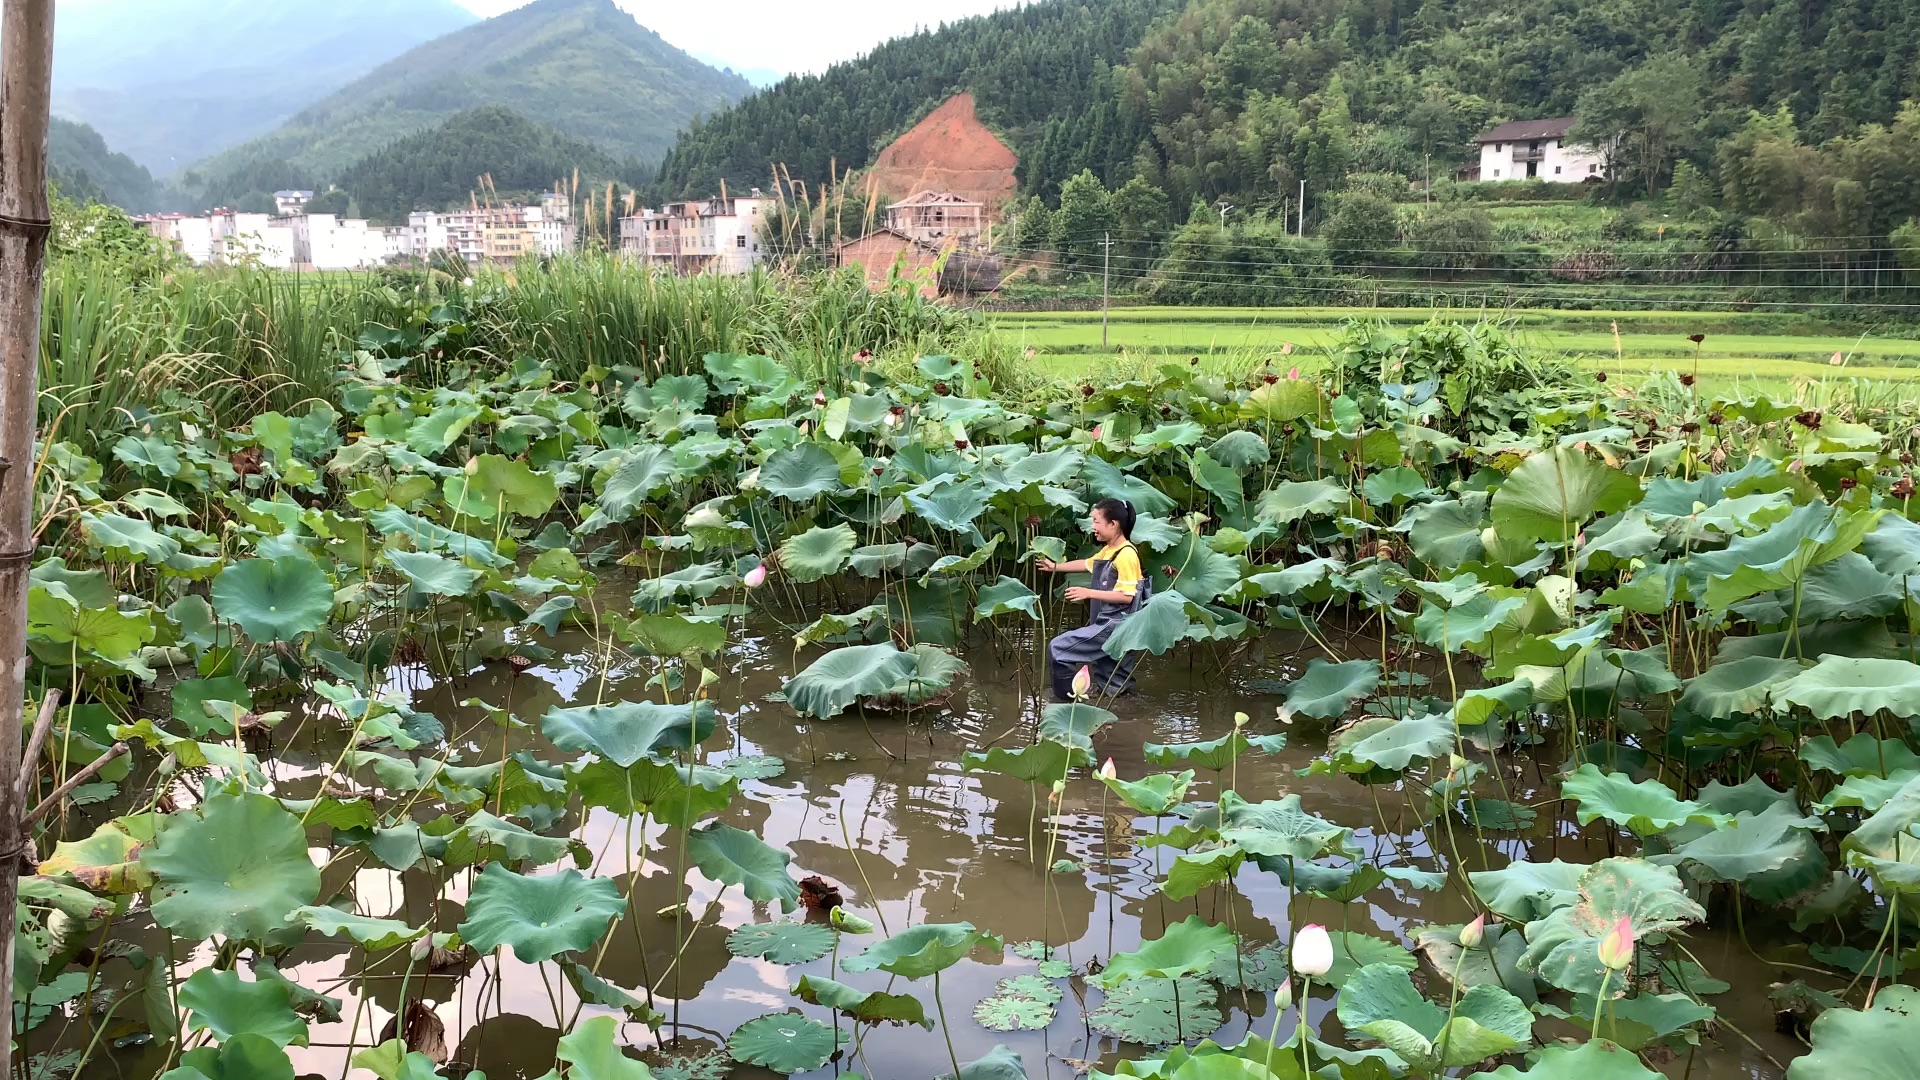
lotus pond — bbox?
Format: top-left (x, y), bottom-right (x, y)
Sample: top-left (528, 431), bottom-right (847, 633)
top-left (20, 329), bottom-right (1920, 1080)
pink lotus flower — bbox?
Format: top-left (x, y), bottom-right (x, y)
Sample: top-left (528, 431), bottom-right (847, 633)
top-left (1099, 757), bottom-right (1117, 779)
top-left (1071, 665), bottom-right (1092, 699)
top-left (1286, 365), bottom-right (1301, 380)
top-left (1460, 914), bottom-right (1486, 949)
top-left (1596, 915), bottom-right (1634, 971)
top-left (743, 564), bottom-right (768, 589)
top-left (1091, 424), bottom-right (1103, 440)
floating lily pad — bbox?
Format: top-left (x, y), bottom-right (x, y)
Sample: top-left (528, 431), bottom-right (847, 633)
top-left (726, 921), bottom-right (836, 964)
top-left (973, 993), bottom-right (1054, 1031)
top-left (721, 754), bottom-right (787, 780)
top-left (728, 1012), bottom-right (841, 1073)
top-left (1087, 976), bottom-right (1223, 1045)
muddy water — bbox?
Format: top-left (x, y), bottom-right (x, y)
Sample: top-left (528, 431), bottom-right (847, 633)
top-left (69, 618), bottom-right (1803, 1080)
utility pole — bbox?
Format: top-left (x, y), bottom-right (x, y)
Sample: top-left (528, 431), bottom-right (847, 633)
top-left (1100, 231), bottom-right (1112, 349)
top-left (0, 0), bottom-right (55, 1072)
top-left (1298, 179), bottom-right (1307, 237)
top-left (1425, 154), bottom-right (1432, 204)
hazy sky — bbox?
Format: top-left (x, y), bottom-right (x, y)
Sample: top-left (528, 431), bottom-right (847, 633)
top-left (453, 0), bottom-right (1023, 76)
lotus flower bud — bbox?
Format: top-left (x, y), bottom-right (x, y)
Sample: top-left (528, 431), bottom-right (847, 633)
top-left (1831, 351), bottom-right (1845, 366)
top-left (1071, 665), bottom-right (1092, 700)
top-left (1281, 342), bottom-right (1295, 356)
top-left (1287, 365), bottom-right (1301, 380)
top-left (814, 388), bottom-right (828, 407)
top-left (1459, 914), bottom-right (1486, 949)
top-left (1099, 758), bottom-right (1117, 780)
top-left (1596, 915), bottom-right (1634, 971)
top-left (465, 456), bottom-right (480, 474)
top-left (1272, 979), bottom-right (1293, 1012)
top-left (1292, 924), bottom-right (1333, 977)
top-left (1091, 424), bottom-right (1103, 440)
top-left (743, 564), bottom-right (768, 589)
top-left (1233, 711), bottom-right (1249, 728)
top-left (1050, 780), bottom-right (1066, 797)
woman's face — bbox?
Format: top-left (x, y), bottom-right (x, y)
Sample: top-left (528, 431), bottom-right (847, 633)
top-left (1090, 508), bottom-right (1119, 543)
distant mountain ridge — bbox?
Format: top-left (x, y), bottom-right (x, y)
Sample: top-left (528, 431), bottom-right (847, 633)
top-left (197, 0), bottom-right (753, 187)
top-left (52, 0), bottom-right (479, 174)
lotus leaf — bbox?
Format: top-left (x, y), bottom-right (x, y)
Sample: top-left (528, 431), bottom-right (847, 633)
top-left (784, 644), bottom-right (920, 718)
top-left (386, 549), bottom-right (480, 596)
top-left (1677, 655), bottom-right (1803, 720)
top-left (1100, 769), bottom-right (1193, 816)
top-left (142, 791), bottom-right (320, 943)
top-left (1776, 655), bottom-right (1920, 719)
top-left (726, 921), bottom-right (836, 964)
top-left (1518, 857), bottom-right (1706, 995)
top-left (1318, 931), bottom-right (1418, 989)
top-left (1480, 1039), bottom-right (1661, 1080)
top-left (1037, 702), bottom-right (1118, 750)
top-left (40, 817), bottom-right (152, 893)
top-left (1085, 456), bottom-right (1176, 515)
top-left (211, 556), bottom-right (334, 641)
top-left (1330, 713), bottom-right (1453, 774)
top-left (468, 453), bottom-right (559, 517)
top-left (1802, 733), bottom-right (1920, 777)
top-left (779, 522), bottom-right (858, 582)
top-left (1489, 446), bottom-right (1639, 544)
top-left (1413, 922), bottom-right (1538, 1005)
top-left (1467, 860), bottom-right (1586, 921)
top-left (974, 993), bottom-right (1055, 1031)
top-left (841, 922), bottom-right (1001, 978)
top-left (1283, 658), bottom-right (1381, 720)
top-left (729, 1012), bottom-right (840, 1072)
top-left (540, 699), bottom-right (716, 767)
top-left (82, 511), bottom-right (181, 564)
top-left (1102, 590), bottom-right (1219, 657)
top-left (793, 974), bottom-right (931, 1027)
top-left (1087, 976), bottom-right (1223, 1046)
top-left (293, 907), bottom-right (426, 950)
top-left (554, 1014), bottom-right (656, 1079)
top-left (1335, 962), bottom-right (1532, 1069)
top-left (457, 865), bottom-right (624, 962)
top-left (1561, 764), bottom-right (1726, 835)
top-left (1144, 731), bottom-right (1287, 772)
top-left (1099, 915), bottom-right (1236, 988)
top-left (687, 822), bottom-right (801, 910)
top-left (973, 576), bottom-right (1039, 620)
top-left (165, 1033), bottom-right (296, 1080)
top-left (1218, 791), bottom-right (1351, 861)
top-left (1568, 991), bottom-right (1717, 1051)
top-left (1254, 479), bottom-right (1347, 525)
top-left (179, 967), bottom-right (308, 1046)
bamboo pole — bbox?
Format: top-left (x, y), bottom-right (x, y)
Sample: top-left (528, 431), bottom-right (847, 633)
top-left (0, 0), bottom-right (55, 1071)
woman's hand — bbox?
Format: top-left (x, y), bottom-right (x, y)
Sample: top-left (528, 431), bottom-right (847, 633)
top-left (1064, 586), bottom-right (1092, 602)
top-left (1036, 558), bottom-right (1061, 573)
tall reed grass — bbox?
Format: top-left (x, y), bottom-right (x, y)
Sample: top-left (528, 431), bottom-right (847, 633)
top-left (43, 254), bottom-right (1009, 449)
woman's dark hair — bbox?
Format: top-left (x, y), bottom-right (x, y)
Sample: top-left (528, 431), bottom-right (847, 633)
top-left (1092, 497), bottom-right (1136, 538)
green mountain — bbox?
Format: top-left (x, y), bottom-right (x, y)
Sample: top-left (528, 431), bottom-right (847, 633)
top-left (53, 0), bottom-right (479, 175)
top-left (50, 118), bottom-right (168, 211)
top-left (198, 0), bottom-right (752, 187)
top-left (335, 107), bottom-right (638, 222)
top-left (652, 0), bottom-right (1180, 200)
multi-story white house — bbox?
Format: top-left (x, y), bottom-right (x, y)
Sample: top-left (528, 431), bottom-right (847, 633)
top-left (618, 209), bottom-right (655, 261)
top-left (650, 194), bottom-right (769, 274)
top-left (273, 190), bottom-right (315, 216)
top-left (408, 211), bottom-right (453, 260)
top-left (1469, 118), bottom-right (1606, 182)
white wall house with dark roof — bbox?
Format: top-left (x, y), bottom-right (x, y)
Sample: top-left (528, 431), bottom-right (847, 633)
top-left (1471, 118), bottom-right (1607, 182)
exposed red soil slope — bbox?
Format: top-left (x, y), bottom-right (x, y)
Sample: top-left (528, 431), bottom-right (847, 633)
top-left (864, 93), bottom-right (1019, 212)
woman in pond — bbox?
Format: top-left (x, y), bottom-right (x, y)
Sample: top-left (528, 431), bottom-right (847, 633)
top-left (1038, 498), bottom-right (1152, 700)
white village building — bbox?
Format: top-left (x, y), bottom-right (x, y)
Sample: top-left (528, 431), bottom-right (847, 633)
top-left (1469, 118), bottom-right (1607, 182)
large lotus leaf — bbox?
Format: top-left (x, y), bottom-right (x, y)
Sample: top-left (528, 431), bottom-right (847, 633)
top-left (554, 1014), bottom-right (655, 1080)
top-left (727, 1012), bottom-right (840, 1074)
top-left (874, 644), bottom-right (968, 705)
top-left (1481, 1039), bottom-right (1661, 1080)
top-left (1189, 449), bottom-right (1245, 517)
top-left (1402, 495), bottom-right (1489, 569)
top-left (1160, 847), bottom-right (1246, 901)
top-left (779, 523), bottom-right (857, 582)
top-left (468, 454), bottom-right (559, 517)
top-left (572, 759), bottom-right (738, 825)
top-left (1467, 860), bottom-right (1585, 922)
top-left (1412, 590), bottom-right (1525, 651)
top-left (704, 351), bottom-right (791, 392)
top-left (1518, 858), bottom-right (1706, 995)
top-left (1100, 769), bottom-right (1193, 816)
top-left (618, 612), bottom-right (727, 658)
top-left (1651, 802), bottom-right (1826, 897)
top-left (1241, 377), bottom-right (1321, 422)
top-left (1102, 590), bottom-right (1218, 658)
top-left (457, 865), bottom-right (624, 962)
top-left (1567, 990), bottom-right (1717, 1052)
top-left (793, 975), bottom-right (931, 1028)
top-left (1691, 503), bottom-right (1881, 611)
top-left (1677, 656), bottom-right (1803, 720)
top-left (975, 576), bottom-right (1039, 620)
top-left (26, 589), bottom-right (155, 662)
top-left (784, 644), bottom-right (921, 718)
top-left (211, 556), bottom-right (333, 642)
top-left (973, 992), bottom-right (1055, 1032)
top-left (1097, 915), bottom-right (1236, 986)
top-left (1776, 656), bottom-right (1920, 719)
top-left (366, 507), bottom-right (509, 566)
top-left (1786, 984), bottom-right (1920, 1080)
top-left (141, 791), bottom-right (319, 942)
top-left (593, 445), bottom-right (681, 523)
top-left (1218, 791), bottom-right (1351, 862)
top-left (760, 444), bottom-right (845, 502)
top-left (918, 534), bottom-right (1004, 583)
top-left (1147, 533), bottom-right (1243, 602)
top-left (1331, 714), bottom-right (1453, 774)
top-left (1284, 658), bottom-right (1381, 720)
top-left (292, 907), bottom-right (427, 951)
top-left (841, 922), bottom-right (1001, 979)
top-left (386, 550), bottom-right (480, 597)
top-left (1560, 764), bottom-right (1726, 836)
top-left (1144, 730), bottom-right (1287, 772)
top-left (179, 968), bottom-right (307, 1046)
top-left (1208, 430), bottom-right (1270, 470)
top-left (1002, 446), bottom-right (1086, 487)
top-left (1336, 963), bottom-right (1531, 1069)
top-left (1086, 976), bottom-right (1223, 1046)
top-left (348, 1040), bottom-right (445, 1080)
top-left (728, 921), bottom-right (835, 964)
top-left (82, 511), bottom-right (181, 564)
top-left (1319, 931), bottom-right (1418, 990)
top-left (1841, 774), bottom-right (1920, 890)
top-left (1038, 702), bottom-right (1119, 750)
top-left (40, 817), bottom-right (152, 894)
top-left (1413, 921), bottom-right (1538, 1006)
top-left (166, 1033), bottom-right (297, 1080)
top-left (1084, 455), bottom-right (1177, 516)
top-left (688, 822), bottom-right (801, 911)
top-left (630, 563), bottom-right (732, 612)
top-left (540, 699), bottom-right (717, 767)
top-left (1489, 446), bottom-right (1639, 544)
top-left (965, 740), bottom-right (1089, 784)
top-left (1802, 733), bottom-right (1920, 777)
top-left (908, 478), bottom-right (992, 534)
top-left (1254, 479), bottom-right (1349, 526)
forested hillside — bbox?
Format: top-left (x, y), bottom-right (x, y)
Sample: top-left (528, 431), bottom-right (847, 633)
top-left (50, 119), bottom-right (168, 211)
top-left (651, 0), bottom-right (1181, 200)
top-left (335, 108), bottom-right (639, 222)
top-left (196, 0), bottom-right (750, 190)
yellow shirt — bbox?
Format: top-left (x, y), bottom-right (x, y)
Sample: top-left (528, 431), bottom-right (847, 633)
top-left (1094, 541), bottom-right (1144, 597)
